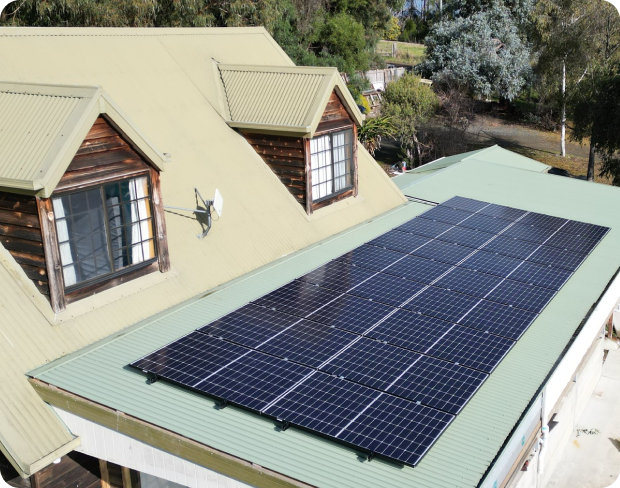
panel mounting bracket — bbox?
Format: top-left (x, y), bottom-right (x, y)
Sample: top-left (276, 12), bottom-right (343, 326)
top-left (367, 451), bottom-right (376, 462)
top-left (146, 374), bottom-right (159, 385)
top-left (163, 188), bottom-right (223, 239)
top-left (217, 399), bottom-right (229, 410)
top-left (280, 421), bottom-right (291, 432)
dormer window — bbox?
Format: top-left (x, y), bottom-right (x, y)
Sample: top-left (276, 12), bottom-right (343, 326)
top-left (310, 128), bottom-right (354, 202)
top-left (53, 175), bottom-right (156, 289)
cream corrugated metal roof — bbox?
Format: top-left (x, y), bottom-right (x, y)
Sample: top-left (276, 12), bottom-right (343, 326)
top-left (29, 160), bottom-right (620, 488)
top-left (0, 27), bottom-right (406, 477)
top-left (218, 64), bottom-right (365, 136)
top-left (0, 82), bottom-right (167, 197)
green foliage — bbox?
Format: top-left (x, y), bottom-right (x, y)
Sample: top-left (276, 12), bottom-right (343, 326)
top-left (381, 73), bottom-right (438, 165)
top-left (383, 16), bottom-right (401, 41)
top-left (358, 115), bottom-right (397, 155)
top-left (358, 94), bottom-right (371, 114)
top-left (419, 5), bottom-right (531, 100)
top-left (399, 18), bottom-right (429, 43)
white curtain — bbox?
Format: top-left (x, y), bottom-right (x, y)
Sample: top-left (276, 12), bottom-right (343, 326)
top-left (52, 198), bottom-right (77, 287)
top-left (310, 134), bottom-right (332, 201)
top-left (129, 176), bottom-right (154, 264)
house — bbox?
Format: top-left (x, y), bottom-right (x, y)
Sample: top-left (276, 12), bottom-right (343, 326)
top-left (0, 27), bottom-right (618, 488)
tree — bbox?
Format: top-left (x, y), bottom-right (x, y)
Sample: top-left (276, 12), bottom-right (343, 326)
top-left (419, 5), bottom-right (531, 101)
top-left (381, 74), bottom-right (438, 166)
top-left (383, 15), bottom-right (401, 40)
top-left (358, 115), bottom-right (397, 155)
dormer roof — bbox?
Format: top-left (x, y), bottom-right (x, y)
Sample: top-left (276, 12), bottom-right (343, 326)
top-left (0, 82), bottom-right (168, 197)
top-left (217, 65), bottom-right (365, 137)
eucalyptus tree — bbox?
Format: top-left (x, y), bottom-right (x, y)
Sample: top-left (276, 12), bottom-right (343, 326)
top-left (420, 5), bottom-right (531, 101)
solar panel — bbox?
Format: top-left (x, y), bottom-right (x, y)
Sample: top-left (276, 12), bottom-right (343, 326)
top-left (485, 279), bottom-right (556, 313)
top-left (402, 287), bottom-right (480, 323)
top-left (395, 217), bottom-right (453, 239)
top-left (198, 304), bottom-right (300, 348)
top-left (457, 213), bottom-right (513, 234)
top-left (346, 273), bottom-right (427, 307)
top-left (435, 225), bottom-right (496, 249)
top-left (367, 230), bottom-right (431, 254)
top-left (387, 355), bottom-right (487, 414)
top-left (306, 295), bottom-right (396, 335)
top-left (457, 299), bottom-right (537, 340)
top-left (335, 245), bottom-right (404, 272)
top-left (297, 260), bottom-right (375, 293)
top-left (409, 239), bottom-right (475, 265)
top-left (262, 373), bottom-right (454, 467)
top-left (427, 327), bottom-right (514, 373)
top-left (252, 281), bottom-right (339, 317)
top-left (131, 196), bottom-right (609, 468)
top-left (433, 267), bottom-right (504, 298)
top-left (381, 255), bottom-right (452, 284)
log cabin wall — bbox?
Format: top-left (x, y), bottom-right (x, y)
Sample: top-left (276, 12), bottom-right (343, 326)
top-left (0, 192), bottom-right (47, 296)
top-left (316, 90), bottom-right (355, 134)
top-left (241, 133), bottom-right (307, 207)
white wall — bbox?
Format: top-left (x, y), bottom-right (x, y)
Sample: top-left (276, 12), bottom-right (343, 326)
top-left (53, 408), bottom-right (253, 488)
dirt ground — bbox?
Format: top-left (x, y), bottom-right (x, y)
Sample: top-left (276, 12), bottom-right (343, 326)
top-left (373, 112), bottom-right (611, 184)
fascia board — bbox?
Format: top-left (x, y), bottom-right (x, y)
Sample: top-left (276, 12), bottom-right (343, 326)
top-left (227, 121), bottom-right (312, 137)
top-left (0, 81), bottom-right (99, 99)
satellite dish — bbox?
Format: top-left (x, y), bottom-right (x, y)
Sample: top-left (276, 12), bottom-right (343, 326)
top-left (213, 188), bottom-right (223, 217)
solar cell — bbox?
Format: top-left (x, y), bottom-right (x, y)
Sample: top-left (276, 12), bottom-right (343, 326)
top-left (395, 218), bottom-right (453, 239)
top-left (367, 230), bottom-right (431, 254)
top-left (457, 300), bottom-right (537, 340)
top-left (347, 273), bottom-right (427, 307)
top-left (427, 327), bottom-right (514, 373)
top-left (258, 320), bottom-right (358, 368)
top-left (197, 304), bottom-right (300, 348)
top-left (457, 214), bottom-right (513, 234)
top-left (367, 310), bottom-right (451, 353)
top-left (322, 338), bottom-right (420, 391)
top-left (402, 287), bottom-right (480, 323)
top-left (306, 295), bottom-right (396, 335)
top-left (381, 255), bottom-right (452, 284)
top-left (527, 245), bottom-right (586, 271)
top-left (502, 223), bottom-right (556, 244)
top-left (482, 235), bottom-right (541, 260)
top-left (418, 206), bottom-right (475, 225)
top-left (433, 267), bottom-right (504, 298)
top-left (477, 203), bottom-right (527, 221)
top-left (297, 261), bottom-right (375, 293)
top-left (544, 231), bottom-right (600, 254)
top-left (252, 281), bottom-right (339, 317)
top-left (485, 279), bottom-right (556, 313)
top-left (441, 196), bottom-right (489, 213)
top-left (410, 239), bottom-right (475, 265)
top-left (509, 261), bottom-right (572, 290)
top-left (460, 251), bottom-right (525, 278)
top-left (335, 245), bottom-right (404, 272)
top-left (561, 220), bottom-right (608, 240)
top-left (435, 226), bottom-right (496, 249)
top-left (387, 355), bottom-right (487, 414)
top-left (518, 212), bottom-right (566, 231)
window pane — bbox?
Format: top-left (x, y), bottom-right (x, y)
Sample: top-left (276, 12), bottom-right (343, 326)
top-left (310, 129), bottom-right (353, 202)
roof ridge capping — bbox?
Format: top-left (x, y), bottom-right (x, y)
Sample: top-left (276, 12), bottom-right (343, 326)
top-left (217, 63), bottom-right (364, 137)
top-left (0, 81), bottom-right (169, 197)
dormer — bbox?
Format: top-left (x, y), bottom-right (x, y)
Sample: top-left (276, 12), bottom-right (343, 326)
top-left (217, 65), bottom-right (365, 214)
top-left (0, 82), bottom-right (170, 313)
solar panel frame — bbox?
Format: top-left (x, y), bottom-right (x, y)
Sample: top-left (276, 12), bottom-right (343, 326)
top-left (395, 218), bottom-right (454, 239)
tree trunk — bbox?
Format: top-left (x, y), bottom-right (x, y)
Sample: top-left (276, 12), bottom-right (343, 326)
top-left (412, 131), bottom-right (422, 167)
top-left (560, 60), bottom-right (566, 157)
top-left (587, 139), bottom-right (596, 182)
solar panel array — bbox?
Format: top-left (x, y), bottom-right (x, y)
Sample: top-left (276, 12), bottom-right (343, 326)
top-left (131, 196), bottom-right (608, 467)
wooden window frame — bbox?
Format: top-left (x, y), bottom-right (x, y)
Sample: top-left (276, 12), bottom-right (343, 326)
top-left (304, 123), bottom-right (358, 214)
top-left (37, 166), bottom-right (169, 313)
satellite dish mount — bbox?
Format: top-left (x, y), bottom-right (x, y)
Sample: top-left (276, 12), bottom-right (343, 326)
top-left (163, 188), bottom-right (223, 239)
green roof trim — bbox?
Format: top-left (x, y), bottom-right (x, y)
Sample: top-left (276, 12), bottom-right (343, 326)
top-left (30, 157), bottom-right (620, 488)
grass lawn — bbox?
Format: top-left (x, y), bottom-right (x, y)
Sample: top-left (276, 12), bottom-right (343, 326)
top-left (377, 40), bottom-right (425, 66)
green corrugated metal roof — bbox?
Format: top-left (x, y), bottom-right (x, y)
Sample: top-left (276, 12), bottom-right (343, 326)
top-left (393, 146), bottom-right (550, 192)
top-left (31, 157), bottom-right (620, 488)
top-left (218, 64), bottom-right (364, 136)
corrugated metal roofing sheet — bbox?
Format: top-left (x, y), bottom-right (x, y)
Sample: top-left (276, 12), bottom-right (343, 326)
top-left (31, 161), bottom-right (620, 488)
top-left (218, 65), bottom-right (364, 136)
top-left (0, 27), bottom-right (406, 476)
